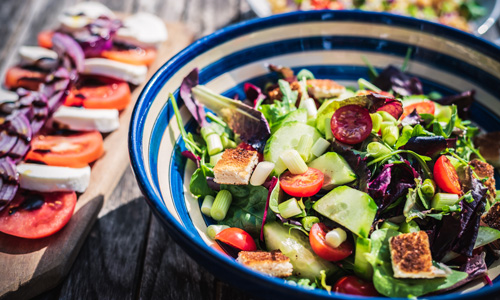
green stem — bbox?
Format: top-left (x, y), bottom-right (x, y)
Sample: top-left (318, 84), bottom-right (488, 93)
top-left (169, 94), bottom-right (202, 153)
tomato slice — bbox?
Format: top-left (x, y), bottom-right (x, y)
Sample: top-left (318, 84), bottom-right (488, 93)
top-left (25, 131), bottom-right (104, 168)
top-left (100, 47), bottom-right (157, 66)
top-left (309, 223), bottom-right (353, 261)
top-left (0, 190), bottom-right (76, 239)
top-left (38, 30), bottom-right (55, 49)
top-left (330, 105), bottom-right (372, 145)
top-left (434, 155), bottom-right (462, 194)
top-left (64, 76), bottom-right (131, 110)
top-left (333, 276), bottom-right (380, 296)
top-left (356, 90), bottom-right (393, 98)
top-left (215, 228), bottom-right (257, 251)
top-left (400, 100), bottom-right (436, 120)
top-left (4, 66), bottom-right (47, 91)
top-left (280, 168), bottom-right (324, 197)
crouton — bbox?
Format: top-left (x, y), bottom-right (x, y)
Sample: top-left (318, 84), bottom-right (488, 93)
top-left (474, 132), bottom-right (500, 168)
top-left (268, 81), bottom-right (302, 102)
top-left (470, 159), bottom-right (497, 202)
top-left (306, 79), bottom-right (345, 99)
top-left (389, 231), bottom-right (450, 278)
top-left (236, 250), bottom-right (293, 277)
top-left (213, 148), bottom-right (258, 185)
top-left (482, 202), bottom-right (500, 231)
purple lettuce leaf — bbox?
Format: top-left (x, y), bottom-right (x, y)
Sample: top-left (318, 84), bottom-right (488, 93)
top-left (260, 176), bottom-right (278, 241)
top-left (368, 94), bottom-right (404, 120)
top-left (205, 177), bottom-right (220, 192)
top-left (434, 90), bottom-right (475, 119)
top-left (181, 150), bottom-right (201, 168)
top-left (244, 83), bottom-right (266, 109)
top-left (276, 213), bottom-right (302, 226)
top-left (331, 140), bottom-right (371, 192)
top-left (433, 252), bottom-right (487, 294)
top-left (401, 109), bottom-right (422, 127)
top-left (402, 136), bottom-right (447, 157)
top-left (371, 65), bottom-right (423, 96)
top-left (179, 68), bottom-right (208, 128)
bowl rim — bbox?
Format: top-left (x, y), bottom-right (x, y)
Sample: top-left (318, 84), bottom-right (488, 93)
top-left (129, 10), bottom-right (500, 300)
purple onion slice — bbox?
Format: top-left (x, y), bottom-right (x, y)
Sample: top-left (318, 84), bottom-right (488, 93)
top-left (0, 157), bottom-right (19, 212)
top-left (52, 32), bottom-right (85, 73)
top-left (7, 115), bottom-right (32, 161)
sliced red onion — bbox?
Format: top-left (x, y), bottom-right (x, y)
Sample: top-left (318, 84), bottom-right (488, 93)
top-left (6, 115), bottom-right (32, 161)
top-left (52, 32), bottom-right (85, 73)
top-left (30, 105), bottom-right (49, 134)
top-left (0, 127), bottom-right (18, 157)
top-left (72, 17), bottom-right (121, 57)
top-left (0, 157), bottom-right (19, 212)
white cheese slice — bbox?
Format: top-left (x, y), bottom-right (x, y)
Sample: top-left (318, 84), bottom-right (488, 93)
top-left (58, 2), bottom-right (115, 32)
top-left (0, 89), bottom-right (19, 102)
top-left (50, 106), bottom-right (120, 133)
top-left (17, 163), bottom-right (91, 193)
top-left (19, 46), bottom-right (58, 69)
top-left (83, 58), bottom-right (147, 85)
top-left (115, 12), bottom-right (168, 48)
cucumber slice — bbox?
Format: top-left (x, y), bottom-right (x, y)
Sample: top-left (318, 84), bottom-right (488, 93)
top-left (308, 152), bottom-right (356, 190)
top-left (264, 222), bottom-right (336, 280)
top-left (264, 121), bottom-right (321, 164)
top-left (354, 236), bottom-right (373, 280)
top-left (313, 186), bottom-right (377, 238)
top-left (271, 108), bottom-right (308, 133)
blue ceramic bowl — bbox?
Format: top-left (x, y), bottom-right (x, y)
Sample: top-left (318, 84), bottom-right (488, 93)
top-left (129, 11), bottom-right (500, 299)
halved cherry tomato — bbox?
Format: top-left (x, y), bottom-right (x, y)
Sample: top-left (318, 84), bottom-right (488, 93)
top-left (100, 47), bottom-right (157, 66)
top-left (4, 66), bottom-right (47, 91)
top-left (25, 131), bottom-right (104, 168)
top-left (309, 223), bottom-right (353, 261)
top-left (333, 276), bottom-right (380, 296)
top-left (215, 228), bottom-right (257, 251)
top-left (38, 30), bottom-right (55, 49)
top-left (400, 100), bottom-right (435, 120)
top-left (237, 142), bottom-right (263, 162)
top-left (0, 190), bottom-right (76, 239)
top-left (280, 168), bottom-right (324, 197)
top-left (356, 90), bottom-right (393, 98)
top-left (434, 155), bottom-right (462, 194)
top-left (64, 76), bottom-right (131, 110)
top-left (330, 105), bottom-right (372, 145)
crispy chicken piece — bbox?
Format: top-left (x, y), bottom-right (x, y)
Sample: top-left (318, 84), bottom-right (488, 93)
top-left (213, 148), bottom-right (258, 185)
top-left (236, 250), bottom-right (293, 277)
top-left (470, 159), bottom-right (497, 202)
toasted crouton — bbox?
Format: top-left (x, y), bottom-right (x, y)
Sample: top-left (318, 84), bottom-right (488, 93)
top-left (213, 148), bottom-right (258, 185)
top-left (236, 250), bottom-right (293, 277)
top-left (389, 231), bottom-right (450, 279)
top-left (474, 132), bottom-right (500, 168)
top-left (268, 81), bottom-right (302, 102)
top-left (482, 202), bottom-right (500, 231)
top-left (470, 159), bottom-right (496, 202)
top-left (306, 79), bottom-right (345, 99)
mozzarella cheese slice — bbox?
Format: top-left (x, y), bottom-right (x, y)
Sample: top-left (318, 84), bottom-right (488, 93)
top-left (19, 46), bottom-right (58, 69)
top-left (0, 89), bottom-right (19, 102)
top-left (17, 163), bottom-right (91, 193)
top-left (50, 106), bottom-right (120, 133)
top-left (58, 2), bottom-right (115, 31)
top-left (83, 58), bottom-right (147, 85)
top-left (115, 12), bottom-right (168, 48)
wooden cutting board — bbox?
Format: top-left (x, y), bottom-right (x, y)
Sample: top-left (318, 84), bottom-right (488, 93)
top-left (0, 22), bottom-right (193, 300)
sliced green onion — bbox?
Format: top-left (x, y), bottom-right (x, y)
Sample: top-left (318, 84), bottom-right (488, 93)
top-left (273, 157), bottom-right (288, 176)
top-left (278, 198), bottom-right (302, 219)
top-left (201, 195), bottom-right (215, 217)
top-left (399, 220), bottom-right (420, 233)
top-left (311, 137), bottom-right (330, 157)
top-left (201, 127), bottom-right (215, 140)
top-left (250, 161), bottom-right (275, 186)
top-left (325, 228), bottom-right (347, 248)
top-left (280, 149), bottom-right (308, 174)
top-left (210, 190), bottom-right (232, 221)
top-left (301, 216), bottom-right (320, 231)
top-left (302, 98), bottom-right (318, 118)
top-left (297, 134), bottom-right (314, 162)
top-left (367, 142), bottom-right (392, 158)
top-left (210, 152), bottom-right (224, 166)
top-left (221, 136), bottom-right (237, 149)
top-left (431, 193), bottom-right (460, 210)
top-left (207, 224), bottom-right (229, 240)
top-left (380, 121), bottom-right (396, 134)
top-left (377, 111), bottom-right (397, 123)
top-left (324, 117), bottom-right (333, 140)
top-left (382, 125), bottom-right (399, 146)
top-left (206, 134), bottom-right (223, 155)
top-left (421, 179), bottom-right (436, 199)
top-left (381, 221), bottom-right (400, 231)
top-left (401, 125), bottom-right (413, 136)
top-left (206, 112), bottom-right (226, 127)
top-left (297, 69), bottom-right (315, 81)
top-left (370, 113), bottom-right (383, 133)
top-left (358, 78), bottom-right (381, 92)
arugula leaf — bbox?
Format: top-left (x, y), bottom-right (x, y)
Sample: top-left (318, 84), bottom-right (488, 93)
top-left (278, 79), bottom-right (299, 110)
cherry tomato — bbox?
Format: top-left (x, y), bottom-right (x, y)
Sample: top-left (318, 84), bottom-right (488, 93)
top-left (333, 276), bottom-right (380, 296)
top-left (237, 142), bottom-right (263, 162)
top-left (400, 100), bottom-right (436, 120)
top-left (100, 47), bottom-right (157, 66)
top-left (64, 76), bottom-right (131, 110)
top-left (309, 223), bottom-right (353, 261)
top-left (356, 90), bottom-right (393, 98)
top-left (4, 66), bottom-right (47, 91)
top-left (38, 30), bottom-right (54, 49)
top-left (280, 168), bottom-right (324, 197)
top-left (434, 155), bottom-right (462, 194)
top-left (0, 190), bottom-right (77, 239)
top-left (25, 131), bottom-right (104, 168)
top-left (215, 228), bottom-right (257, 251)
top-left (330, 105), bottom-right (372, 145)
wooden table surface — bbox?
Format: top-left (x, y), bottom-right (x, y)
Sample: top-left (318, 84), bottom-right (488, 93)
top-left (2, 1), bottom-right (500, 299)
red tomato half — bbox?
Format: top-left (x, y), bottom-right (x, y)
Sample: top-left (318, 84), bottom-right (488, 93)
top-left (434, 155), bottom-right (462, 194)
top-left (100, 47), bottom-right (157, 66)
top-left (333, 276), bottom-right (380, 296)
top-left (64, 76), bottom-right (131, 110)
top-left (25, 131), bottom-right (104, 168)
top-left (309, 223), bottom-right (353, 261)
top-left (331, 105), bottom-right (372, 145)
top-left (38, 30), bottom-right (54, 49)
top-left (0, 191), bottom-right (77, 239)
top-left (280, 168), bottom-right (324, 197)
top-left (356, 90), bottom-right (393, 98)
top-left (215, 228), bottom-right (257, 251)
top-left (4, 66), bottom-right (47, 91)
top-left (400, 100), bottom-right (436, 120)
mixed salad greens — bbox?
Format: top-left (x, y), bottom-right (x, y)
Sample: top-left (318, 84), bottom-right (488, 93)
top-left (171, 56), bottom-right (500, 297)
